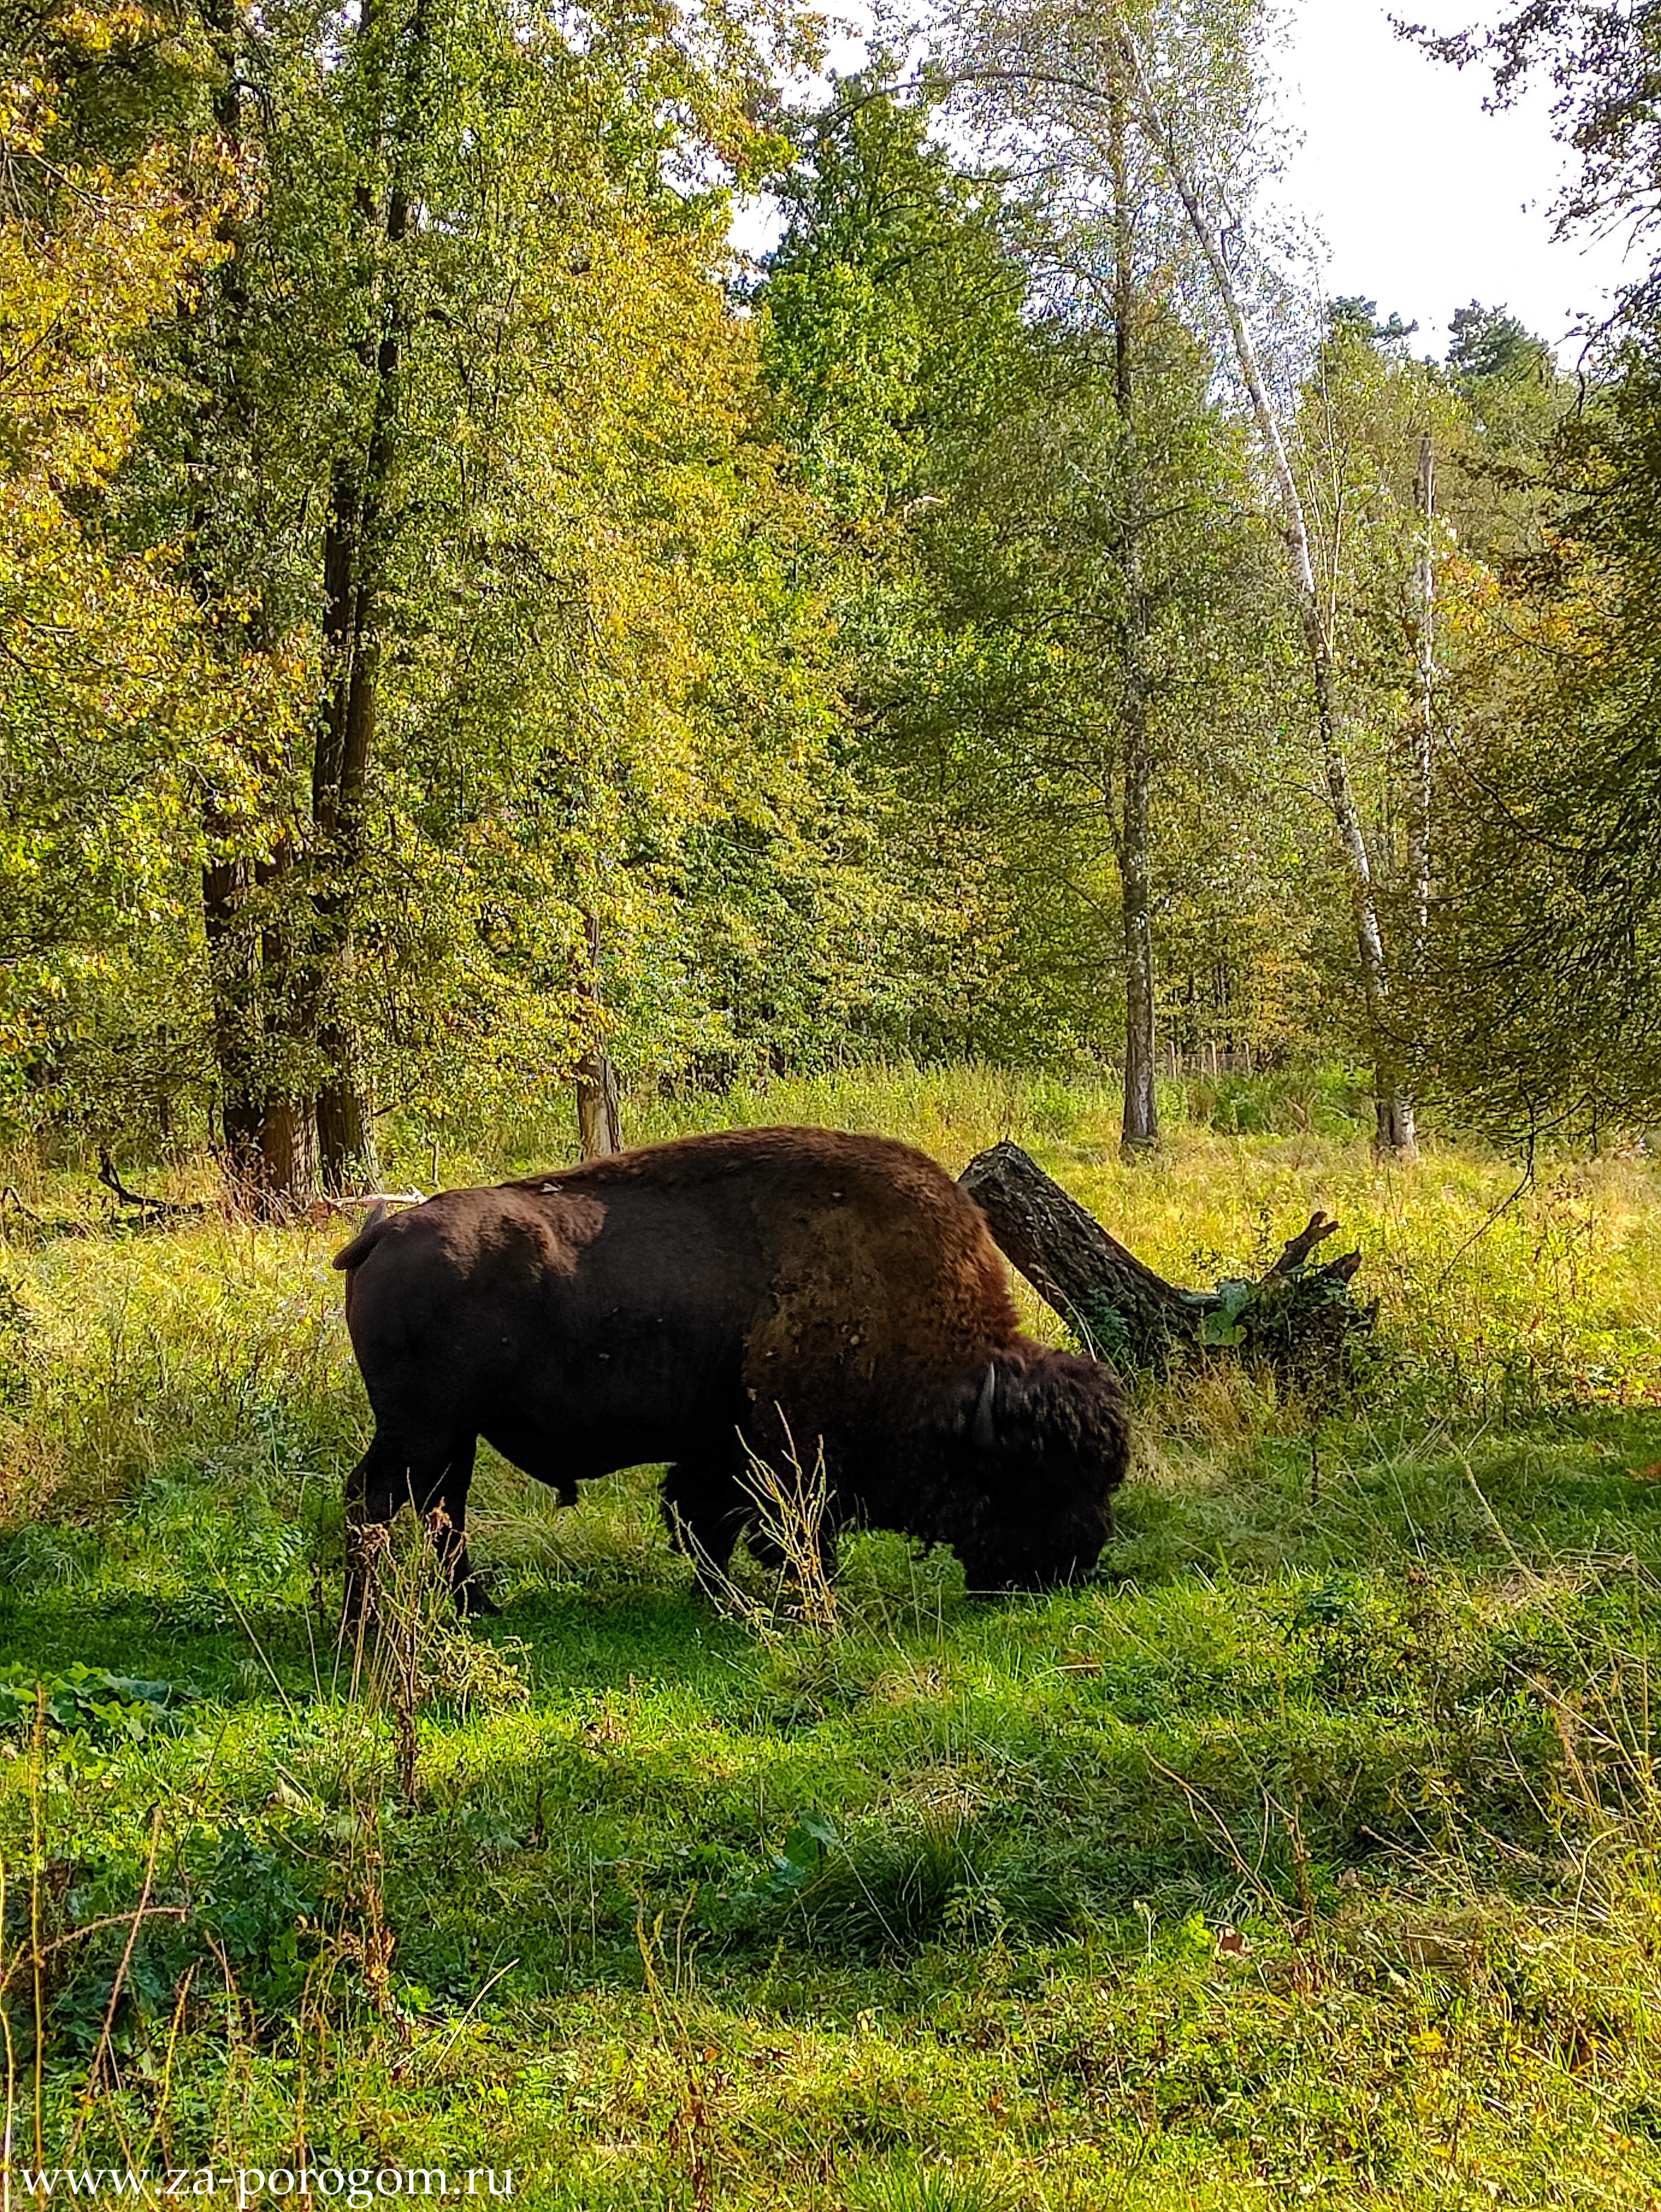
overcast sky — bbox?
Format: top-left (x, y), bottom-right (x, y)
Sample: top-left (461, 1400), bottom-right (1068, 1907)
top-left (1276, 0), bottom-right (1637, 361)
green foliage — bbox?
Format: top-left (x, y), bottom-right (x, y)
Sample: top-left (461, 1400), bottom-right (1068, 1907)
top-left (0, 1662), bottom-right (195, 1739)
top-left (147, 0), bottom-right (859, 1153)
top-left (1411, 327), bottom-right (1661, 1136)
top-left (1448, 298), bottom-right (1561, 445)
top-left (1196, 1280), bottom-right (1253, 1349)
top-left (0, 0), bottom-right (881, 1165)
top-left (1394, 14), bottom-right (1661, 1135)
top-left (0, 0), bottom-right (1637, 1159)
top-left (0, 42), bottom-right (288, 1122)
top-left (0, 0), bottom-right (1649, 1170)
top-left (759, 85), bottom-right (1297, 1070)
top-left (1329, 296), bottom-right (1420, 352)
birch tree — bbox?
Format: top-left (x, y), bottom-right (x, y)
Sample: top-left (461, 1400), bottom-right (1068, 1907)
top-left (931, 0), bottom-right (1429, 1151)
top-left (1116, 22), bottom-right (1421, 1154)
top-left (1410, 430), bottom-right (1435, 972)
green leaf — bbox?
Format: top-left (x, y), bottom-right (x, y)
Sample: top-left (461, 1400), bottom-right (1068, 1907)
top-left (1199, 1311), bottom-right (1246, 1349)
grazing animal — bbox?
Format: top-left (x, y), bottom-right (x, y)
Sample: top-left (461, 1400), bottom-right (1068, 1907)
top-left (333, 1126), bottom-right (1129, 1615)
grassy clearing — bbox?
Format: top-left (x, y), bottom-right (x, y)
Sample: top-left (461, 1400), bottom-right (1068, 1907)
top-left (3, 1067), bottom-right (1661, 2207)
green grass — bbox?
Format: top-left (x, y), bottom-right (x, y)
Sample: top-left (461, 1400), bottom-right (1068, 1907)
top-left (3, 1067), bottom-right (1661, 2207)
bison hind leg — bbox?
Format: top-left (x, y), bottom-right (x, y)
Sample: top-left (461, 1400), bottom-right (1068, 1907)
top-left (344, 1428), bottom-right (490, 1625)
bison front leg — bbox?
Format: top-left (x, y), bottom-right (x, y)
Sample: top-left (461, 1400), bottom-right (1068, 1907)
top-left (660, 1457), bottom-right (749, 1595)
top-left (741, 1492), bottom-right (841, 1585)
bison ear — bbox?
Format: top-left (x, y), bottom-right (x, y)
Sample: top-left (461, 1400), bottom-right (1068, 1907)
top-left (971, 1362), bottom-right (997, 1452)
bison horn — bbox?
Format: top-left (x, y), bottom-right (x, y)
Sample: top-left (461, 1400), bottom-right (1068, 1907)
top-left (972, 1362), bottom-right (997, 1452)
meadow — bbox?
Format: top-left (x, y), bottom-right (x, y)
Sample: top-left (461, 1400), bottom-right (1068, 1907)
top-left (3, 1066), bottom-right (1661, 2210)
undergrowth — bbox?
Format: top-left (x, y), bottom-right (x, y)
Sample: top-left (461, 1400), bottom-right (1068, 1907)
top-left (0, 1067), bottom-right (1658, 2207)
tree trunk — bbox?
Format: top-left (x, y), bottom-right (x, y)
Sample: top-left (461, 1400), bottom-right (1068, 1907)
top-left (575, 912), bottom-right (624, 1157)
top-left (202, 853), bottom-right (262, 1164)
top-left (316, 1023), bottom-right (379, 1189)
top-left (1374, 434), bottom-right (1438, 1163)
top-left (1407, 430), bottom-right (1435, 979)
top-left (1409, 434), bottom-right (1434, 938)
top-left (201, 833), bottom-right (323, 1211)
top-left (1110, 78), bottom-right (1159, 1156)
top-left (259, 1094), bottom-right (320, 1206)
top-left (255, 840), bottom-right (321, 1207)
top-left (1122, 34), bottom-right (1415, 1158)
top-left (960, 1140), bottom-right (1369, 1376)
top-left (576, 1051), bottom-right (624, 1158)
top-left (963, 1141), bottom-right (1194, 1361)
top-left (305, 0), bottom-right (427, 1193)
top-left (190, 20), bottom-right (323, 1212)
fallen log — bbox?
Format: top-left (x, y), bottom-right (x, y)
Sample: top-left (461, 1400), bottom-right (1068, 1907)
top-left (97, 1149), bottom-right (211, 1223)
top-left (959, 1141), bottom-right (1372, 1378)
top-left (299, 1190), bottom-right (426, 1226)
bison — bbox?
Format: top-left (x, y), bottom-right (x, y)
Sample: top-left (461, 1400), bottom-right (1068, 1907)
top-left (334, 1125), bottom-right (1129, 1615)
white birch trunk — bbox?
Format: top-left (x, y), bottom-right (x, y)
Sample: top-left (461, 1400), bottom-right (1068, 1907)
top-left (1121, 33), bottom-right (1416, 1157)
top-left (1409, 431), bottom-right (1435, 961)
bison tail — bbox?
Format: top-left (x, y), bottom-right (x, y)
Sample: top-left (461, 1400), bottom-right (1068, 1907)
top-left (332, 1200), bottom-right (390, 1272)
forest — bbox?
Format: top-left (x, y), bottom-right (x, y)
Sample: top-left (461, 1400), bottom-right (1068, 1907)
top-left (4, 0), bottom-right (1661, 2204)
top-left (6, 0), bottom-right (1658, 1181)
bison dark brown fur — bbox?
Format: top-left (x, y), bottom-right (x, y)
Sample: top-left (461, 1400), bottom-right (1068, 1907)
top-left (333, 1126), bottom-right (1129, 1613)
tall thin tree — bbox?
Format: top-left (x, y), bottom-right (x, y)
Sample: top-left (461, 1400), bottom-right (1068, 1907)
top-left (1108, 73), bottom-right (1159, 1152)
top-left (1118, 23), bottom-right (1417, 1155)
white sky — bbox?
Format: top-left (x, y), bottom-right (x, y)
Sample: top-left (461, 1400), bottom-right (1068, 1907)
top-left (1275, 0), bottom-right (1638, 361)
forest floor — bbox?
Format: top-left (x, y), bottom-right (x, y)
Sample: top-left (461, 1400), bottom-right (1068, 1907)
top-left (3, 1067), bottom-right (1661, 2210)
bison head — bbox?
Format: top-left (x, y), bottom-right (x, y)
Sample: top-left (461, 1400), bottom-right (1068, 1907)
top-left (942, 1348), bottom-right (1129, 1591)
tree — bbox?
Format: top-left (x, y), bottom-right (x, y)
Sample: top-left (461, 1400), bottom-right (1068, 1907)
top-left (1286, 315), bottom-right (1461, 1081)
top-left (1124, 37), bottom-right (1426, 1152)
top-left (1331, 298), bottom-right (1421, 352)
top-left (930, 0), bottom-right (1465, 1152)
top-left (0, 0), bottom-right (884, 1190)
top-left (0, 33), bottom-right (293, 1134)
top-left (112, 0), bottom-right (834, 1201)
top-left (1402, 12), bottom-right (1661, 1133)
top-left (1099, 71), bottom-right (1160, 1146)
top-left (936, 13), bottom-right (1254, 1145)
top-left (1412, 336), bottom-right (1661, 1133)
top-left (1448, 300), bottom-right (1552, 386)
top-left (761, 84), bottom-right (1280, 1098)
top-left (757, 86), bottom-right (1057, 1061)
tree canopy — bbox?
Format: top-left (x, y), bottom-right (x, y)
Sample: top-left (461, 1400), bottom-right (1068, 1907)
top-left (0, 0), bottom-right (1652, 1177)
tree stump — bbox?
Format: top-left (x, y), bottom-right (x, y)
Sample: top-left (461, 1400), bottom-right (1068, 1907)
top-left (959, 1141), bottom-right (1372, 1379)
